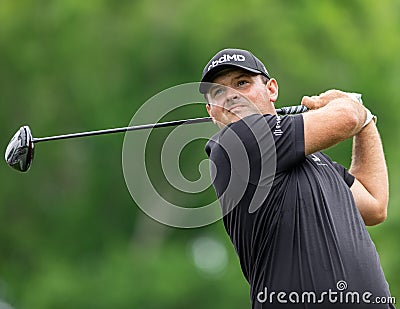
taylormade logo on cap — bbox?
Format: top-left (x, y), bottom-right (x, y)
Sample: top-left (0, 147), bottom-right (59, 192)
top-left (199, 48), bottom-right (271, 93)
top-left (207, 54), bottom-right (246, 71)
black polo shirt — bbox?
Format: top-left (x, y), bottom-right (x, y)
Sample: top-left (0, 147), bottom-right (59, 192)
top-left (205, 113), bottom-right (394, 308)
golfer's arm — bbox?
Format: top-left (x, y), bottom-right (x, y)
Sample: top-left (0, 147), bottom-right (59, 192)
top-left (302, 98), bottom-right (366, 155)
top-left (349, 122), bottom-right (389, 226)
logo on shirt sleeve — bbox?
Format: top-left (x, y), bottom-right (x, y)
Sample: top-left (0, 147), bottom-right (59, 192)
top-left (273, 115), bottom-right (283, 136)
top-left (310, 154), bottom-right (328, 166)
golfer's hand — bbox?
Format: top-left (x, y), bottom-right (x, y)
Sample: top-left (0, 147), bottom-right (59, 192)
top-left (301, 90), bottom-right (356, 110)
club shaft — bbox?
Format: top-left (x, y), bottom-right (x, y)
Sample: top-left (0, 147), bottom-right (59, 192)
top-left (32, 105), bottom-right (308, 143)
top-left (32, 117), bottom-right (213, 143)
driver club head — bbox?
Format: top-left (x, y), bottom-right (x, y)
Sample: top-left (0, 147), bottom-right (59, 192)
top-left (5, 126), bottom-right (34, 172)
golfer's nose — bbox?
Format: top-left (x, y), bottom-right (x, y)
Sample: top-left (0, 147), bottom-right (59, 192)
top-left (225, 88), bottom-right (240, 104)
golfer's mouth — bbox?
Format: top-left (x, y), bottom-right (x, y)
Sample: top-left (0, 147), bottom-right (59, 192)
top-left (228, 104), bottom-right (246, 113)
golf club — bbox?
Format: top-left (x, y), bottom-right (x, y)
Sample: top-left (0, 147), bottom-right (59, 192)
top-left (5, 105), bottom-right (308, 173)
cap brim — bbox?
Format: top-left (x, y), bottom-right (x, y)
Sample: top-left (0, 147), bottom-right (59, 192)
top-left (199, 64), bottom-right (263, 94)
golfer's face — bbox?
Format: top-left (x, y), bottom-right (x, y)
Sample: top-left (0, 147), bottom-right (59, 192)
top-left (206, 69), bottom-right (274, 128)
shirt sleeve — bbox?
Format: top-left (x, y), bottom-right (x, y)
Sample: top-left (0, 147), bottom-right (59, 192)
top-left (319, 153), bottom-right (355, 187)
top-left (272, 114), bottom-right (306, 173)
top-left (205, 113), bottom-right (306, 187)
top-left (205, 114), bottom-right (307, 214)
top-left (331, 161), bottom-right (355, 187)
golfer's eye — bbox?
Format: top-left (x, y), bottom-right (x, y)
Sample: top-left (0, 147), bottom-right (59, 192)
top-left (211, 87), bottom-right (225, 98)
top-left (237, 80), bottom-right (249, 87)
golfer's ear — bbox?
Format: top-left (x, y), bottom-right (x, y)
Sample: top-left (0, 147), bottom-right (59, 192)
top-left (206, 103), bottom-right (212, 117)
top-left (266, 78), bottom-right (278, 103)
top-left (206, 103), bottom-right (218, 124)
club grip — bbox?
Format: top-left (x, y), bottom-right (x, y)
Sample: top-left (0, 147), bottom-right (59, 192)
top-left (276, 105), bottom-right (309, 115)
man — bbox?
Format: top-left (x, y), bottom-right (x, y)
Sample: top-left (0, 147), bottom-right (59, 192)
top-left (200, 48), bottom-right (394, 308)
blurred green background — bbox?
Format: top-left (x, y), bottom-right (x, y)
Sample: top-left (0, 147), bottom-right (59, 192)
top-left (0, 0), bottom-right (399, 308)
